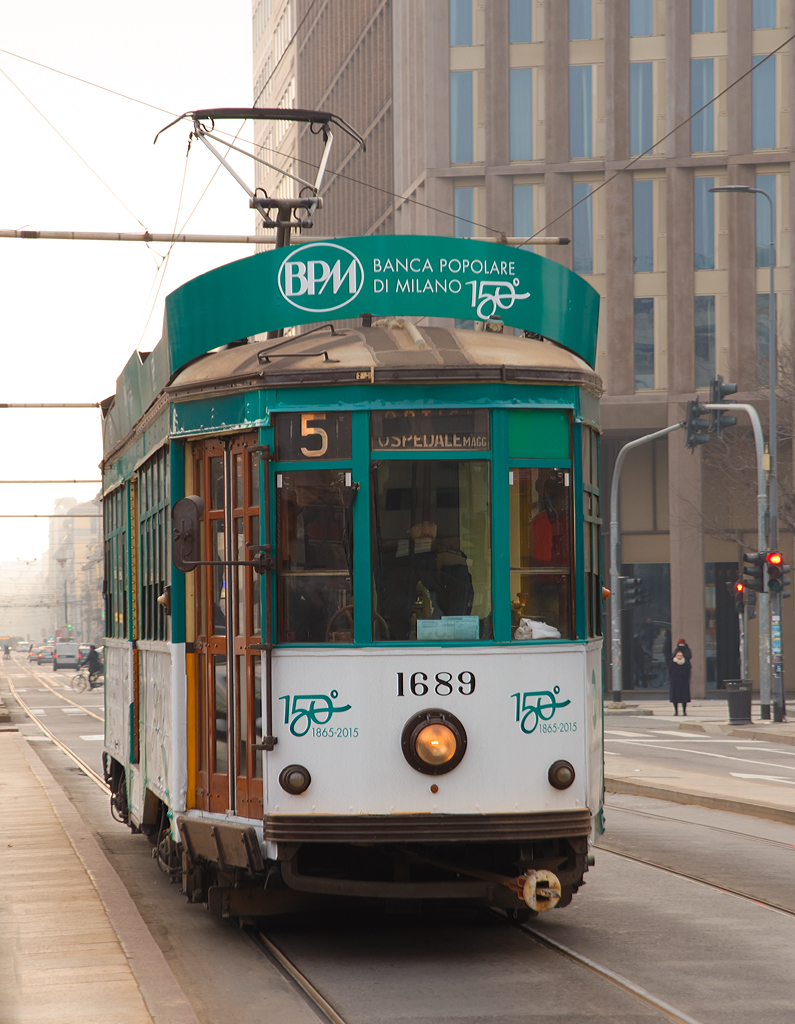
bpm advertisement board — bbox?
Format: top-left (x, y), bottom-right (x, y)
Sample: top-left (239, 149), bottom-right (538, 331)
top-left (165, 235), bottom-right (600, 372)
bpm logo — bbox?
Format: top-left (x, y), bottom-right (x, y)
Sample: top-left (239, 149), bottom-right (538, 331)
top-left (277, 242), bottom-right (364, 313)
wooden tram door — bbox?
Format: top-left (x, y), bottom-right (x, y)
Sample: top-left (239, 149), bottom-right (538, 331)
top-left (192, 433), bottom-right (264, 817)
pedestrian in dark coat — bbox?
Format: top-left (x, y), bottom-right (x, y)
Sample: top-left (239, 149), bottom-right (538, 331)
top-left (669, 638), bottom-right (692, 715)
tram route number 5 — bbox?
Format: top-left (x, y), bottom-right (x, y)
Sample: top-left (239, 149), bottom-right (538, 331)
top-left (301, 413), bottom-right (328, 457)
top-left (397, 671), bottom-right (476, 696)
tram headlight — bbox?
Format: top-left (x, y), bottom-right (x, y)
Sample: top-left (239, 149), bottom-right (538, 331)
top-left (279, 764), bottom-right (312, 795)
top-left (401, 710), bottom-right (467, 775)
top-left (547, 759), bottom-right (576, 790)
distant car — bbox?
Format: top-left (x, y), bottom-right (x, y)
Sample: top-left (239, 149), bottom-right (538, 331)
top-left (28, 646), bottom-right (41, 662)
top-left (53, 642), bottom-right (80, 671)
top-left (36, 646), bottom-right (54, 665)
top-left (16, 642), bottom-right (31, 653)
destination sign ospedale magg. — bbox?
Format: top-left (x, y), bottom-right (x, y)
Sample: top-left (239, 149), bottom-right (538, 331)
top-left (165, 235), bottom-right (600, 372)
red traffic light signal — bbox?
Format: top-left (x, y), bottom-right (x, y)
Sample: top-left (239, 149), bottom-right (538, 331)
top-left (767, 551), bottom-right (783, 566)
top-left (733, 579), bottom-right (744, 613)
top-left (734, 580), bottom-right (744, 593)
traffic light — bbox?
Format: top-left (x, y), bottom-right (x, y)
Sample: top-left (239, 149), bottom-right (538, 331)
top-left (685, 400), bottom-right (710, 450)
top-left (742, 551), bottom-right (766, 592)
top-left (709, 375), bottom-right (738, 438)
top-left (732, 579), bottom-right (745, 614)
top-left (746, 588), bottom-right (757, 620)
top-left (622, 577), bottom-right (644, 609)
top-left (765, 552), bottom-right (792, 598)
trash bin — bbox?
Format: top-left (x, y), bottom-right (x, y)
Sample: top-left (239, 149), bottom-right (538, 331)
top-left (724, 680), bottom-right (752, 725)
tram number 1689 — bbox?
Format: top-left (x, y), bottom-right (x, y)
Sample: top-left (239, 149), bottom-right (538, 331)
top-left (397, 671), bottom-right (476, 697)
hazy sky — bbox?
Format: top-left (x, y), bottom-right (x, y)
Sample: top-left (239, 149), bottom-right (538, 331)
top-left (0, 0), bottom-right (255, 562)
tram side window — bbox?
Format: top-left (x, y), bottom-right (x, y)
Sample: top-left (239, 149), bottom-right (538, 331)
top-left (276, 470), bottom-right (354, 642)
top-left (104, 486), bottom-right (127, 639)
top-left (138, 447), bottom-right (169, 642)
top-left (372, 460), bottom-right (492, 641)
top-left (509, 468), bottom-right (573, 639)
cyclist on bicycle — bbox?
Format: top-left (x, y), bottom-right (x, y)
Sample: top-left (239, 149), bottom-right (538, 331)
top-left (83, 645), bottom-right (103, 689)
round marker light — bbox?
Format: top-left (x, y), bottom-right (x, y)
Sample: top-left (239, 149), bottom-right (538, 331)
top-left (548, 760), bottom-right (576, 790)
top-left (401, 710), bottom-right (467, 775)
top-left (416, 723), bottom-right (457, 765)
top-left (279, 764), bottom-right (311, 795)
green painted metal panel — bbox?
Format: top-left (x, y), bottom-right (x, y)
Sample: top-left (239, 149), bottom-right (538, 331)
top-left (351, 411), bottom-right (372, 645)
top-left (169, 440), bottom-right (186, 644)
top-left (491, 409), bottom-right (511, 642)
top-left (165, 236), bottom-right (599, 372)
top-left (508, 408), bottom-right (571, 460)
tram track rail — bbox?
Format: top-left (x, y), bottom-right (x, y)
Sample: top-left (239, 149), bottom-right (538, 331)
top-left (6, 677), bottom-right (108, 794)
top-left (250, 930), bottom-right (348, 1024)
top-left (604, 800), bottom-right (795, 851)
top-left (27, 668), bottom-right (104, 721)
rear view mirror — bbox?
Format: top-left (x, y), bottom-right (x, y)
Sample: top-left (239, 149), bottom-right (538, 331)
top-left (172, 495), bottom-right (205, 572)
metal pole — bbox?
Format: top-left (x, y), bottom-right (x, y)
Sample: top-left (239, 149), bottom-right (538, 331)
top-left (702, 403), bottom-right (768, 715)
top-left (739, 606), bottom-right (748, 681)
top-left (761, 191), bottom-right (785, 721)
top-left (609, 423), bottom-right (684, 706)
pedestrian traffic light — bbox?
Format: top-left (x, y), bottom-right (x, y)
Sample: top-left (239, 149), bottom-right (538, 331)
top-left (742, 551), bottom-right (766, 592)
top-left (622, 577), bottom-right (644, 609)
top-left (733, 579), bottom-right (745, 614)
top-left (765, 552), bottom-right (792, 598)
top-left (709, 375), bottom-right (738, 438)
top-left (685, 400), bottom-right (710, 450)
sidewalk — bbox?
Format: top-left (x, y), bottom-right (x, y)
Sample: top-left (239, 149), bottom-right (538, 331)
top-left (603, 698), bottom-right (795, 824)
top-left (0, 731), bottom-right (200, 1024)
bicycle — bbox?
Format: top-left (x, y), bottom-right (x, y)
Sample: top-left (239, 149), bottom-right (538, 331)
top-left (70, 668), bottom-right (103, 693)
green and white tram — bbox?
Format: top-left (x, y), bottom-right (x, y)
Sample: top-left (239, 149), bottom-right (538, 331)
top-left (101, 233), bottom-right (603, 918)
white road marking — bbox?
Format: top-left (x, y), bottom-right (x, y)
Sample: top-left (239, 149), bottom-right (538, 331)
top-left (730, 773), bottom-right (795, 786)
top-left (603, 729), bottom-right (649, 738)
top-left (61, 707), bottom-right (87, 715)
top-left (608, 738), bottom-right (795, 772)
top-left (604, 751), bottom-right (622, 756)
top-left (29, 709), bottom-right (46, 716)
top-left (79, 734), bottom-right (105, 741)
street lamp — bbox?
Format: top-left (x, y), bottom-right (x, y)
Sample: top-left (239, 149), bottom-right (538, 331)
top-left (710, 184), bottom-right (781, 720)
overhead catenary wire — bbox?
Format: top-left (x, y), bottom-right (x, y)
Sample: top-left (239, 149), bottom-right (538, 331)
top-left (0, 65), bottom-right (148, 230)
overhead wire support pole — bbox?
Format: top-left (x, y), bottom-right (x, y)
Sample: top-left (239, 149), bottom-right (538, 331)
top-left (701, 402), bottom-right (769, 714)
top-left (609, 423), bottom-right (685, 706)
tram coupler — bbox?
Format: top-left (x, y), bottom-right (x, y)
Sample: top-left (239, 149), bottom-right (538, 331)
top-left (521, 870), bottom-right (562, 912)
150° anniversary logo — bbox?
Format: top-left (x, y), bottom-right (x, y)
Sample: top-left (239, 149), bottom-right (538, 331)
top-left (277, 241), bottom-right (531, 321)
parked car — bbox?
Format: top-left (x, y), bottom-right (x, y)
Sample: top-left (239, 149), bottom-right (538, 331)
top-left (53, 641), bottom-right (80, 671)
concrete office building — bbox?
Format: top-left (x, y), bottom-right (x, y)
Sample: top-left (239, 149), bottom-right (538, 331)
top-left (253, 0), bottom-right (794, 697)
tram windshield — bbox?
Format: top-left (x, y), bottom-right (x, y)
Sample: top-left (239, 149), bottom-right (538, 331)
top-left (371, 460), bottom-right (492, 641)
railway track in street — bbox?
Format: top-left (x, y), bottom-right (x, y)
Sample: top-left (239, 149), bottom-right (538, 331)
top-left (4, 657), bottom-right (793, 1024)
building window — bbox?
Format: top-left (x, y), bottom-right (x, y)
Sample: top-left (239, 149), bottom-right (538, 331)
top-left (450, 71), bottom-right (473, 163)
top-left (695, 295), bottom-right (716, 387)
top-left (633, 179), bottom-right (654, 272)
top-left (450, 0), bottom-right (472, 46)
top-left (755, 174), bottom-right (776, 267)
top-left (634, 298), bottom-right (655, 389)
top-left (753, 0), bottom-right (776, 29)
top-left (569, 0), bottom-right (591, 39)
top-left (752, 56), bottom-right (776, 149)
top-left (572, 182), bottom-right (593, 274)
top-left (581, 427), bottom-right (601, 639)
top-left (510, 69), bottom-right (533, 160)
top-left (691, 0), bottom-right (714, 33)
top-left (569, 66), bottom-right (592, 158)
top-left (630, 0), bottom-right (653, 36)
top-left (513, 184), bottom-right (534, 244)
top-left (630, 63), bottom-right (653, 155)
top-left (691, 59), bottom-right (714, 152)
top-left (756, 292), bottom-right (777, 383)
top-left (694, 177), bottom-right (715, 270)
top-left (510, 0), bottom-right (532, 42)
top-left (454, 187), bottom-right (474, 237)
